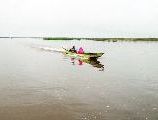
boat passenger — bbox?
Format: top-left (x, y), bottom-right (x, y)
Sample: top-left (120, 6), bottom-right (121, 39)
top-left (77, 47), bottom-right (84, 54)
top-left (69, 46), bottom-right (77, 53)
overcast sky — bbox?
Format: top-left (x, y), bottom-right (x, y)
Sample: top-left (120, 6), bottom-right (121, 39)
top-left (0, 0), bottom-right (158, 37)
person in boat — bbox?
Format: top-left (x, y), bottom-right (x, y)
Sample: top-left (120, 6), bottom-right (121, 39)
top-left (69, 46), bottom-right (77, 53)
top-left (77, 47), bottom-right (84, 54)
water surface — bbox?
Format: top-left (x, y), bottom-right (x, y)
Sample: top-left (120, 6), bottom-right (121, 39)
top-left (0, 38), bottom-right (158, 120)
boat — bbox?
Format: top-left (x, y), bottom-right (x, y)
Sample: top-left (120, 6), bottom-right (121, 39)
top-left (63, 48), bottom-right (104, 60)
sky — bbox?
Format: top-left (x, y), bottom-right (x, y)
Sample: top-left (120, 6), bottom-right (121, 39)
top-left (0, 0), bottom-right (158, 37)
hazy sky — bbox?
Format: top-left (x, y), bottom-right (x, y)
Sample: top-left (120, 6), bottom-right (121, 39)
top-left (0, 0), bottom-right (158, 37)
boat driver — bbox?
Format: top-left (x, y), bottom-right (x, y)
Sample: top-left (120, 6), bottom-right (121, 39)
top-left (69, 46), bottom-right (77, 53)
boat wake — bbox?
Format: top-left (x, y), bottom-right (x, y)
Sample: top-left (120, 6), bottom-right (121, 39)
top-left (35, 46), bottom-right (65, 53)
top-left (40, 46), bottom-right (64, 52)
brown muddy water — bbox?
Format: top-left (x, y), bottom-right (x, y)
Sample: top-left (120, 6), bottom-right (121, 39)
top-left (0, 38), bottom-right (158, 120)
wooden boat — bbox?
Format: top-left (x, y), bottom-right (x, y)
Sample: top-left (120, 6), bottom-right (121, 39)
top-left (63, 48), bottom-right (104, 60)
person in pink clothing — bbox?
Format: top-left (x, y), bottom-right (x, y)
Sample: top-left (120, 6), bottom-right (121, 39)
top-left (77, 47), bottom-right (84, 54)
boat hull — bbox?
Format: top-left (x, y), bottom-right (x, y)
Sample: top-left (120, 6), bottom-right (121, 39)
top-left (64, 50), bottom-right (104, 60)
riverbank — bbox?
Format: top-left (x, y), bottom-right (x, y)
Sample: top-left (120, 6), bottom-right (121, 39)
top-left (43, 37), bottom-right (158, 41)
top-left (1, 37), bottom-right (158, 41)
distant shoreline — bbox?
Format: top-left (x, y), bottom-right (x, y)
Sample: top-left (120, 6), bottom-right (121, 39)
top-left (0, 37), bottom-right (158, 41)
top-left (43, 37), bottom-right (158, 41)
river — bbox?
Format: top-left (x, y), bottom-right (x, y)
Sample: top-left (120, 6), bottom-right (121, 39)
top-left (0, 38), bottom-right (158, 120)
